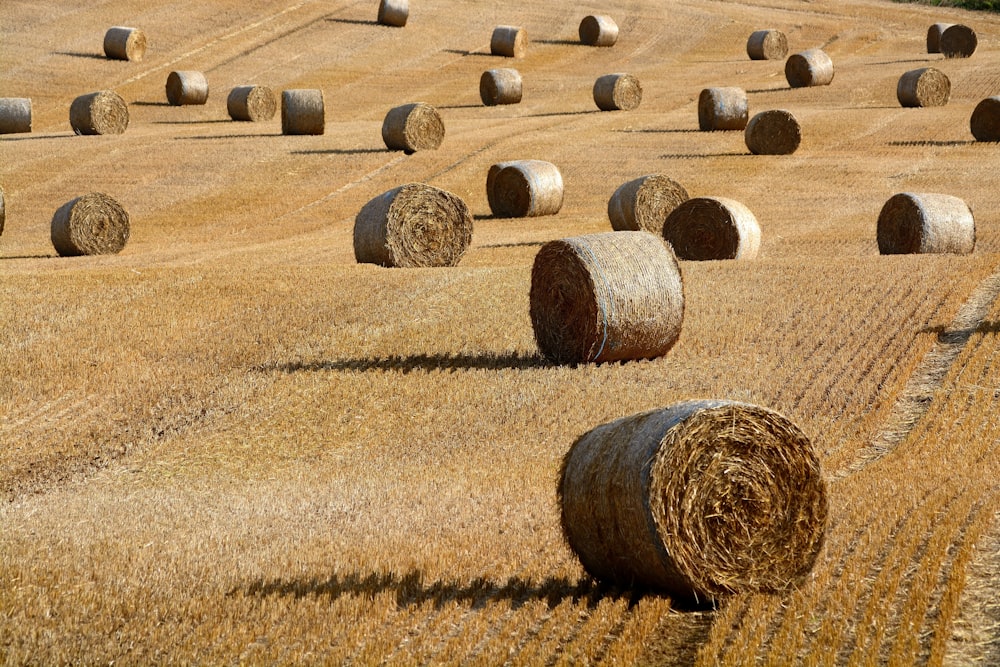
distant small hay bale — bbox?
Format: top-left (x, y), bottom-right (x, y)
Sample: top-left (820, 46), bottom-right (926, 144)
top-left (377, 0), bottom-right (408, 27)
top-left (785, 49), bottom-right (834, 88)
top-left (897, 67), bottom-right (950, 108)
top-left (530, 231), bottom-right (684, 364)
top-left (940, 24), bottom-right (977, 58)
top-left (593, 73), bottom-right (642, 111)
top-left (747, 29), bottom-right (788, 60)
top-left (227, 85), bottom-right (277, 122)
top-left (663, 196), bottom-right (761, 261)
top-left (353, 183), bottom-right (472, 268)
top-left (608, 174), bottom-right (689, 233)
top-left (877, 192), bottom-right (974, 255)
top-left (971, 96), bottom-right (1000, 142)
top-left (480, 68), bottom-right (523, 106)
top-left (165, 71), bottom-right (208, 106)
top-left (51, 192), bottom-right (129, 257)
top-left (926, 23), bottom-right (953, 54)
top-left (698, 87), bottom-right (748, 131)
top-left (491, 26), bottom-right (528, 58)
top-left (281, 89), bottom-right (324, 135)
top-left (579, 15), bottom-right (618, 47)
top-left (70, 90), bottom-right (129, 135)
top-left (382, 102), bottom-right (445, 153)
top-left (558, 400), bottom-right (828, 601)
top-left (487, 160), bottom-right (564, 218)
top-left (0, 98), bottom-right (32, 134)
top-left (745, 109), bottom-right (801, 155)
top-left (103, 26), bottom-right (147, 61)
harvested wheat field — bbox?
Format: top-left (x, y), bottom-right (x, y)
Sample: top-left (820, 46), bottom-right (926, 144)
top-left (3, 0), bottom-right (1000, 664)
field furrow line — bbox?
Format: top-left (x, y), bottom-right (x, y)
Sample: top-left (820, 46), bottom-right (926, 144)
top-left (943, 510), bottom-right (1000, 666)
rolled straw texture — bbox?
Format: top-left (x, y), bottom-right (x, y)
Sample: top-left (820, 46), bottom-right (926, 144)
top-left (166, 71), bottom-right (208, 106)
top-left (745, 109), bottom-right (801, 155)
top-left (227, 85), bottom-right (276, 122)
top-left (608, 174), bottom-right (689, 233)
top-left (353, 183), bottom-right (472, 268)
top-left (382, 102), bottom-right (445, 153)
top-left (579, 15), bottom-right (618, 47)
top-left (491, 26), bottom-right (527, 58)
top-left (663, 196), bottom-right (761, 261)
top-left (377, 0), bottom-right (408, 27)
top-left (0, 98), bottom-right (32, 134)
top-left (785, 49), bottom-right (834, 88)
top-left (281, 89), bottom-right (324, 135)
top-left (698, 87), bottom-right (748, 131)
top-left (927, 23), bottom-right (953, 54)
top-left (487, 160), bottom-right (564, 218)
top-left (971, 96), bottom-right (1000, 142)
top-left (877, 192), bottom-right (974, 255)
top-left (530, 231), bottom-right (683, 364)
top-left (897, 67), bottom-right (950, 108)
top-left (103, 27), bottom-right (147, 61)
top-left (480, 68), bottom-right (523, 106)
top-left (0, 185), bottom-right (5, 236)
top-left (51, 192), bottom-right (130, 257)
top-left (940, 24), bottom-right (977, 58)
top-left (70, 90), bottom-right (129, 135)
top-left (559, 400), bottom-right (828, 601)
top-left (746, 29), bottom-right (788, 60)
top-left (593, 73), bottom-right (642, 111)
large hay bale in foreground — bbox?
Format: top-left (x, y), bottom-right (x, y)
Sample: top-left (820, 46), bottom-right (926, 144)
top-left (227, 85), bottom-right (276, 121)
top-left (663, 196), bottom-right (761, 260)
top-left (785, 49), bottom-right (834, 88)
top-left (354, 183), bottom-right (472, 267)
top-left (281, 89), bottom-right (324, 135)
top-left (897, 67), bottom-right (950, 108)
top-left (926, 23), bottom-right (953, 54)
top-left (698, 87), bottom-right (748, 131)
top-left (166, 71), bottom-right (208, 106)
top-left (971, 96), bottom-right (1000, 142)
top-left (940, 24), bottom-right (977, 58)
top-left (487, 160), bottom-right (563, 218)
top-left (0, 98), bottom-right (32, 134)
top-left (480, 68), bottom-right (523, 106)
top-left (745, 109), bottom-right (801, 155)
top-left (608, 174), bottom-right (689, 233)
top-left (559, 400), bottom-right (828, 601)
top-left (70, 90), bottom-right (129, 135)
top-left (877, 192), bottom-right (974, 255)
top-left (51, 192), bottom-right (129, 256)
top-left (530, 231), bottom-right (684, 364)
top-left (382, 102), bottom-right (445, 153)
top-left (747, 29), bottom-right (788, 60)
top-left (593, 73), bottom-right (642, 111)
top-left (491, 26), bottom-right (527, 58)
top-left (103, 26), bottom-right (147, 61)
top-left (579, 15), bottom-right (618, 47)
top-left (377, 0), bottom-right (408, 27)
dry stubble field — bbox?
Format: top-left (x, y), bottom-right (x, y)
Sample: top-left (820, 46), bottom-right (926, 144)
top-left (3, 0), bottom-right (1000, 664)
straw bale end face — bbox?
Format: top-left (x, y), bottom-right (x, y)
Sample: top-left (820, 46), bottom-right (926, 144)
top-left (745, 109), bottom-right (801, 155)
top-left (579, 15), bottom-right (618, 47)
top-left (897, 67), bottom-right (950, 108)
top-left (166, 71), bottom-right (208, 106)
top-left (377, 0), bottom-right (408, 27)
top-left (663, 196), bottom-right (761, 261)
top-left (491, 26), bottom-right (528, 58)
top-left (104, 26), bottom-right (147, 61)
top-left (698, 87), bottom-right (748, 131)
top-left (971, 96), bottom-right (1000, 142)
top-left (70, 90), bottom-right (129, 135)
top-left (747, 29), bottom-right (788, 60)
top-left (940, 24), bottom-right (977, 58)
top-left (877, 192), bottom-right (974, 255)
top-left (382, 102), bottom-right (445, 153)
top-left (50, 192), bottom-right (130, 257)
top-left (785, 49), bottom-right (834, 88)
top-left (593, 73), bottom-right (642, 112)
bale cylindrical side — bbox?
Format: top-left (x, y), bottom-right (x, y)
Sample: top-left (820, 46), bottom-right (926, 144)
top-left (353, 183), bottom-right (472, 268)
top-left (165, 71), bottom-right (208, 106)
top-left (281, 89), bottom-right (324, 135)
top-left (698, 87), bottom-right (748, 131)
top-left (103, 26), bottom-right (147, 61)
top-left (559, 400), bottom-right (828, 601)
top-left (877, 192), bottom-right (974, 255)
top-left (530, 231), bottom-right (684, 364)
top-left (50, 192), bottom-right (130, 257)
top-left (377, 0), bottom-right (408, 27)
top-left (745, 109), bottom-right (801, 155)
top-left (227, 85), bottom-right (277, 122)
top-left (491, 26), bottom-right (528, 58)
top-left (0, 185), bottom-right (5, 236)
top-left (940, 24), bottom-right (977, 58)
top-left (663, 196), bottom-right (761, 261)
top-left (480, 68), bottom-right (523, 106)
top-left (927, 23), bottom-right (953, 54)
top-left (382, 102), bottom-right (445, 153)
top-left (971, 96), bottom-right (1000, 142)
top-left (785, 49), bottom-right (834, 88)
top-left (579, 15), bottom-right (618, 47)
top-left (69, 90), bottom-right (129, 135)
top-left (747, 29), bottom-right (788, 60)
top-left (0, 98), bottom-right (32, 134)
top-left (608, 174), bottom-right (689, 233)
top-left (593, 73), bottom-right (642, 111)
top-left (897, 67), bottom-right (950, 108)
top-left (487, 160), bottom-right (564, 218)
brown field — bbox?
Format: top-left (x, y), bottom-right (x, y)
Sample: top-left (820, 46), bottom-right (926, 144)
top-left (3, 0), bottom-right (1000, 663)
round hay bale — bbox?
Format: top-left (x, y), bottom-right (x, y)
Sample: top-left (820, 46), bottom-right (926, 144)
top-left (897, 67), bottom-right (950, 108)
top-left (353, 183), bottom-right (472, 268)
top-left (608, 174), bottom-right (689, 233)
top-left (103, 26), bottom-right (147, 62)
top-left (382, 102), bottom-right (445, 153)
top-left (745, 109), bottom-right (801, 155)
top-left (579, 15), bottom-right (618, 47)
top-left (529, 231), bottom-right (684, 364)
top-left (0, 98), bottom-right (32, 134)
top-left (227, 85), bottom-right (277, 122)
top-left (559, 400), bottom-right (828, 601)
top-left (663, 196), bottom-right (760, 261)
top-left (971, 96), bottom-right (1000, 142)
top-left (281, 89), bottom-right (324, 135)
top-left (480, 68), bottom-right (523, 106)
top-left (746, 29), bottom-right (788, 60)
top-left (940, 24), bottom-right (977, 58)
top-left (491, 26), bottom-right (527, 58)
top-left (165, 71), bottom-right (208, 106)
top-left (877, 192), bottom-right (974, 255)
top-left (487, 160), bottom-right (564, 218)
top-left (50, 192), bottom-right (129, 257)
top-left (69, 90), bottom-right (129, 135)
top-left (698, 87), bottom-right (748, 131)
top-left (377, 0), bottom-right (408, 27)
top-left (785, 49), bottom-right (834, 88)
top-left (926, 23), bottom-right (953, 54)
top-left (593, 73), bottom-right (642, 112)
